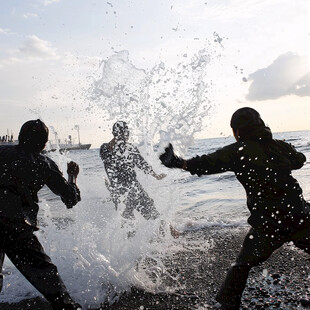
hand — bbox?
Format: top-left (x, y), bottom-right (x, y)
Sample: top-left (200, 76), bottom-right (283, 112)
top-left (155, 173), bottom-right (166, 180)
top-left (159, 144), bottom-right (184, 169)
top-left (67, 161), bottom-right (79, 178)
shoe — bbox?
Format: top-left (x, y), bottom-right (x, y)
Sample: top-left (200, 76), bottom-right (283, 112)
top-left (300, 298), bottom-right (310, 308)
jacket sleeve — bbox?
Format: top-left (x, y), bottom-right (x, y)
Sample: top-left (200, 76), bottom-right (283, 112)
top-left (44, 158), bottom-right (81, 208)
top-left (286, 142), bottom-right (306, 170)
top-left (186, 144), bottom-right (237, 176)
top-left (132, 147), bottom-right (155, 175)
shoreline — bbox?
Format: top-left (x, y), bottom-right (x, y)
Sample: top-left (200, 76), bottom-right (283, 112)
top-left (2, 226), bottom-right (310, 309)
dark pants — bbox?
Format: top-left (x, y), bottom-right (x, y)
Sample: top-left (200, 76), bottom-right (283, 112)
top-left (216, 225), bottom-right (310, 308)
top-left (121, 183), bottom-right (160, 221)
top-left (0, 222), bottom-right (74, 309)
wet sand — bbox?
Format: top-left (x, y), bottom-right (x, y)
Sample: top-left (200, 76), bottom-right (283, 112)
top-left (2, 226), bottom-right (310, 309)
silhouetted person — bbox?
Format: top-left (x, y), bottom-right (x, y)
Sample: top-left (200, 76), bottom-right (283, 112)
top-left (160, 107), bottom-right (310, 309)
top-left (0, 120), bottom-right (81, 310)
top-left (100, 121), bottom-right (166, 225)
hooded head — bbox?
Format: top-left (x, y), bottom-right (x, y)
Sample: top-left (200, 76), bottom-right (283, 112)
top-left (230, 107), bottom-right (272, 141)
top-left (112, 121), bottom-right (129, 141)
top-left (18, 119), bottom-right (49, 152)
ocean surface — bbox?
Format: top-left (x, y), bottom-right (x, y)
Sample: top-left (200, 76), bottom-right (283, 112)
top-left (1, 130), bottom-right (310, 308)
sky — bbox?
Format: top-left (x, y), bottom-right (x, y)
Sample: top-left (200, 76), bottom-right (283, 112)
top-left (1, 0), bottom-right (310, 148)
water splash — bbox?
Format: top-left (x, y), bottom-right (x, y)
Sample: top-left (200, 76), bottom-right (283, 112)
top-left (88, 48), bottom-right (215, 155)
top-left (1, 45), bottom-right (220, 308)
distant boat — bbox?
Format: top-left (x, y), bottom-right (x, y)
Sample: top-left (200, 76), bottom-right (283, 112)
top-left (45, 125), bottom-right (91, 153)
top-left (46, 142), bottom-right (91, 152)
top-left (0, 131), bottom-right (17, 146)
top-left (0, 140), bottom-right (17, 146)
top-left (0, 127), bottom-right (91, 152)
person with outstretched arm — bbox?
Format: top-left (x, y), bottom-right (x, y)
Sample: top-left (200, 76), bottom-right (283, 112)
top-left (0, 120), bottom-right (81, 310)
top-left (160, 107), bottom-right (310, 309)
top-left (100, 121), bottom-right (181, 238)
top-left (100, 121), bottom-right (166, 221)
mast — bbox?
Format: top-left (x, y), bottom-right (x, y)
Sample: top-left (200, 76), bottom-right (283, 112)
top-left (74, 125), bottom-right (80, 146)
top-left (54, 131), bottom-right (58, 145)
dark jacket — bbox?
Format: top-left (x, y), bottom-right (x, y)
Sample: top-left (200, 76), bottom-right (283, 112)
top-left (0, 145), bottom-right (80, 229)
top-left (100, 140), bottom-right (155, 189)
top-left (186, 126), bottom-right (307, 231)
top-left (100, 140), bottom-right (156, 207)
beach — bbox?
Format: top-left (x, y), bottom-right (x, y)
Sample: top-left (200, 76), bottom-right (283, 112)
top-left (2, 226), bottom-right (310, 310)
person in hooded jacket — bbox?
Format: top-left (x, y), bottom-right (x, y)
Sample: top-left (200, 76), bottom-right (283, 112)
top-left (0, 120), bottom-right (82, 310)
top-left (160, 107), bottom-right (310, 309)
top-left (100, 121), bottom-right (166, 222)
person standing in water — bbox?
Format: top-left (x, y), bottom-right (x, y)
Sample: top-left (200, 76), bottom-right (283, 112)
top-left (100, 121), bottom-right (166, 225)
top-left (0, 120), bottom-right (82, 310)
top-left (160, 107), bottom-right (310, 309)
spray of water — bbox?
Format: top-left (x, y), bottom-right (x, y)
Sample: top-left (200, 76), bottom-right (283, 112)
top-left (88, 48), bottom-right (215, 155)
top-left (1, 45), bottom-right (219, 308)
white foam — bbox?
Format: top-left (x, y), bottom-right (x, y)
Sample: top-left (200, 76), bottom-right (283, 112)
top-left (1, 46), bottom-right (219, 307)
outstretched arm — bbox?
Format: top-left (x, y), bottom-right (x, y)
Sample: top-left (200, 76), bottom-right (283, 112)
top-left (45, 159), bottom-right (81, 208)
top-left (133, 146), bottom-right (166, 179)
top-left (286, 143), bottom-right (306, 170)
top-left (159, 144), bottom-right (186, 169)
top-left (160, 143), bottom-right (234, 176)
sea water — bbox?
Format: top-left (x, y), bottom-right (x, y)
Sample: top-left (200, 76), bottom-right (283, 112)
top-left (1, 48), bottom-right (310, 307)
top-left (1, 132), bottom-right (310, 307)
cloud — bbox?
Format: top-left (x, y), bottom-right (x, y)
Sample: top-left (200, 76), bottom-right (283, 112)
top-left (18, 35), bottom-right (58, 59)
top-left (23, 13), bottom-right (38, 19)
top-left (0, 28), bottom-right (16, 36)
top-left (246, 52), bottom-right (310, 101)
top-left (0, 57), bottom-right (23, 67)
top-left (42, 0), bottom-right (61, 6)
top-left (173, 0), bottom-right (290, 23)
top-left (0, 35), bottom-right (59, 68)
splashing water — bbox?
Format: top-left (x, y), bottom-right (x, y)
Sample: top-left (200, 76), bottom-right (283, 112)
top-left (83, 47), bottom-right (217, 304)
top-left (1, 46), bottom-right (219, 308)
top-left (89, 48), bottom-right (215, 155)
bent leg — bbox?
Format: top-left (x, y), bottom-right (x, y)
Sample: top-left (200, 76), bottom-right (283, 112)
top-left (0, 252), bottom-right (4, 293)
top-left (0, 250), bottom-right (4, 293)
top-left (293, 227), bottom-right (310, 254)
top-left (5, 228), bottom-right (74, 308)
top-left (135, 187), bottom-right (159, 220)
top-left (216, 228), bottom-right (285, 308)
top-left (0, 224), bottom-right (5, 292)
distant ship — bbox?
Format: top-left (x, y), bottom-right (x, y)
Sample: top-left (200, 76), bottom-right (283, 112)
top-left (46, 141), bottom-right (91, 152)
top-left (0, 126), bottom-right (91, 152)
top-left (0, 140), bottom-right (17, 146)
top-left (46, 125), bottom-right (91, 152)
top-left (0, 131), bottom-right (17, 146)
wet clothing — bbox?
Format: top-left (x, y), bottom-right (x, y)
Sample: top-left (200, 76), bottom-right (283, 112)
top-left (0, 144), bottom-right (80, 309)
top-left (0, 224), bottom-right (73, 306)
top-left (186, 126), bottom-right (307, 232)
top-left (216, 221), bottom-right (310, 308)
top-left (185, 125), bottom-right (310, 308)
top-left (100, 140), bottom-right (160, 220)
top-left (0, 145), bottom-right (80, 227)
